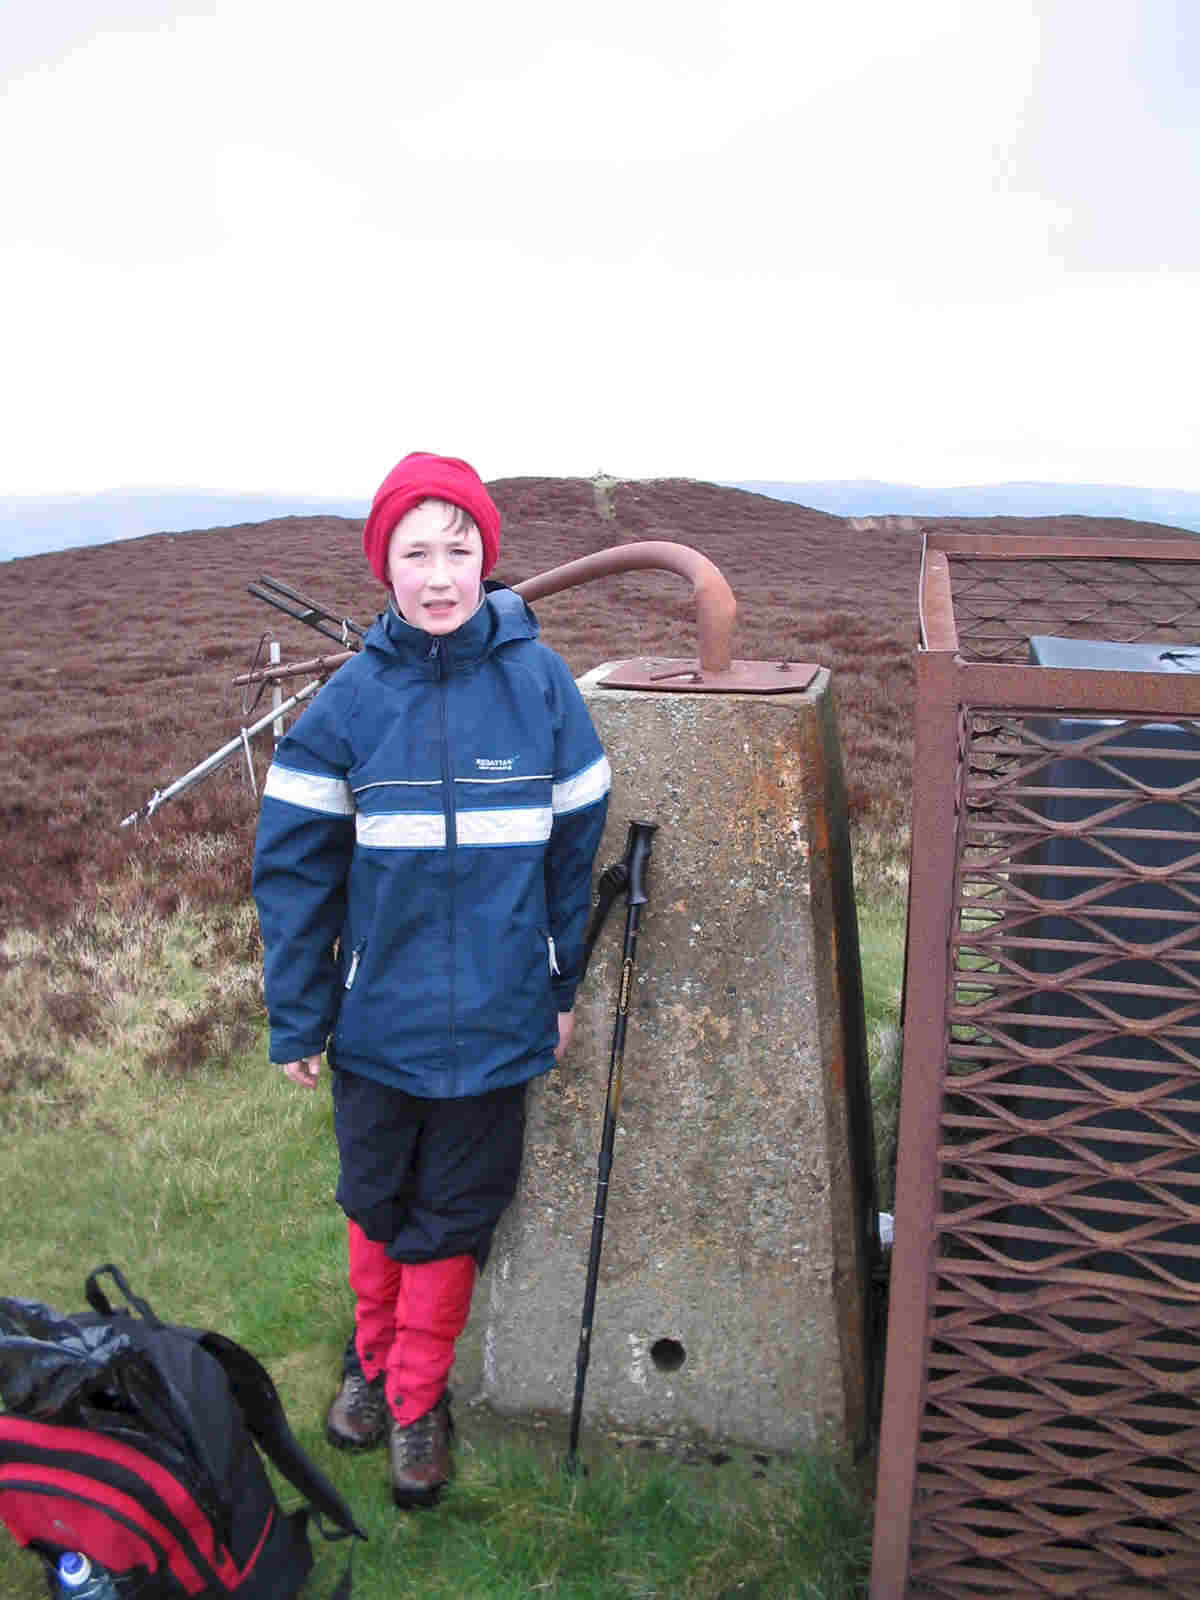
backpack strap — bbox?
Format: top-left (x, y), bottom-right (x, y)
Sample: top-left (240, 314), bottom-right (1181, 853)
top-left (84, 1265), bottom-right (163, 1328)
top-left (81, 1266), bottom-right (360, 1538)
top-left (198, 1331), bottom-right (367, 1545)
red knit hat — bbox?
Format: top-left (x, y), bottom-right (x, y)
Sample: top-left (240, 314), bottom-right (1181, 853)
top-left (362, 452), bottom-right (501, 584)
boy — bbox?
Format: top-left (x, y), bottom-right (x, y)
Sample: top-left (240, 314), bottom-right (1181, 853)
top-left (252, 451), bottom-right (610, 1506)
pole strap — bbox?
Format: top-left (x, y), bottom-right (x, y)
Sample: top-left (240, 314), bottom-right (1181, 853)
top-left (578, 821), bottom-right (659, 985)
top-left (578, 860), bottom-right (629, 986)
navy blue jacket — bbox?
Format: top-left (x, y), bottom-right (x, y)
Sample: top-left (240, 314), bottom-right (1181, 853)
top-left (252, 586), bottom-right (610, 1098)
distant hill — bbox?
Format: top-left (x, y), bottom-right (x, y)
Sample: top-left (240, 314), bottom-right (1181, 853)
top-left (0, 488), bottom-right (368, 562)
top-left (5, 478), bottom-right (1200, 562)
top-left (734, 480), bottom-right (1200, 535)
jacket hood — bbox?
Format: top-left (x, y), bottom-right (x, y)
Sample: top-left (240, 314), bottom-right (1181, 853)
top-left (364, 584), bottom-right (538, 671)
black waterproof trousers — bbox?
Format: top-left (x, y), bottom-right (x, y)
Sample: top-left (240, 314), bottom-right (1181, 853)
top-left (331, 1068), bottom-right (528, 1266)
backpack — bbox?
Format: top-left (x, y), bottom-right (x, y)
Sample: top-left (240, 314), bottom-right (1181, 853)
top-left (0, 1265), bottom-right (366, 1598)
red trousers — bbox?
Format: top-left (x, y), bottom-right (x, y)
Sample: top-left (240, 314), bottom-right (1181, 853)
top-left (346, 1220), bottom-right (476, 1425)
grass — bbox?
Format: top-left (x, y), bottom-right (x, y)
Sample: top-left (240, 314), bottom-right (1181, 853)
top-left (0, 889), bottom-right (888, 1598)
top-left (300, 1438), bottom-right (871, 1599)
top-left (856, 885), bottom-right (907, 1213)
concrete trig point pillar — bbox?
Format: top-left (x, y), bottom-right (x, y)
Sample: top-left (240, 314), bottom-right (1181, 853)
top-left (466, 548), bottom-right (878, 1453)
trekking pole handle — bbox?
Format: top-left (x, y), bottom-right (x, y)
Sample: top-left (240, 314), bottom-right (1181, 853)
top-left (626, 820), bottom-right (657, 906)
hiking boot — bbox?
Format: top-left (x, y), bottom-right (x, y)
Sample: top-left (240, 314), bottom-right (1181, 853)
top-left (325, 1369), bottom-right (388, 1451)
top-left (389, 1392), bottom-right (454, 1508)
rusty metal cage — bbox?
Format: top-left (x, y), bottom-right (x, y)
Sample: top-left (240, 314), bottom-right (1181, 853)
top-left (872, 532), bottom-right (1200, 1598)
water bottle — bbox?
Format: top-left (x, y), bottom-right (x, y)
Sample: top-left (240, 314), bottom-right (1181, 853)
top-left (55, 1551), bottom-right (120, 1598)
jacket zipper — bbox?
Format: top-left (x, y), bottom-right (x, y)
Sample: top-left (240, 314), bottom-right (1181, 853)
top-left (344, 942), bottom-right (365, 989)
top-left (431, 638), bottom-right (458, 1081)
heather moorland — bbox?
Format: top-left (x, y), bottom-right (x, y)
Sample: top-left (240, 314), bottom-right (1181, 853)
top-left (3, 476), bottom-right (922, 929)
top-left (2, 476), bottom-right (1190, 1104)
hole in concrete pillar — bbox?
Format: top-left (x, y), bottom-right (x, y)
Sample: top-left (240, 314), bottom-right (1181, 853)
top-left (649, 1337), bottom-right (686, 1373)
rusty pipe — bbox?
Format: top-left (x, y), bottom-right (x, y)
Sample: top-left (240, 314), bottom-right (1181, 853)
top-left (514, 541), bottom-right (736, 675)
top-left (240, 542), bottom-right (738, 684)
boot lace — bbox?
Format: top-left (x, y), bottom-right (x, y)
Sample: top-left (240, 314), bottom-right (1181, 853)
top-left (343, 1371), bottom-right (385, 1424)
top-left (393, 1401), bottom-right (445, 1465)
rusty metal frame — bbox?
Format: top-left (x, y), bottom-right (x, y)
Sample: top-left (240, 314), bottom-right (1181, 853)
top-left (872, 531), bottom-right (1200, 1597)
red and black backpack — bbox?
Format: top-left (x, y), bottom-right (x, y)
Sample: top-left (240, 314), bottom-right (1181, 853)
top-left (0, 1265), bottom-right (365, 1598)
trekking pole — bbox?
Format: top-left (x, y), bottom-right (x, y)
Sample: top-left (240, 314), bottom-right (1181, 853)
top-left (565, 819), bottom-right (657, 1476)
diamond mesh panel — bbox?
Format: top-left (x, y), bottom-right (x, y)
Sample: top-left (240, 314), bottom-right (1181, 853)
top-left (947, 556), bottom-right (1200, 663)
top-left (909, 707), bottom-right (1200, 1596)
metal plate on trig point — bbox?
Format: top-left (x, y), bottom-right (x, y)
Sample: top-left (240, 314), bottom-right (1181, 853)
top-left (598, 658), bottom-right (821, 694)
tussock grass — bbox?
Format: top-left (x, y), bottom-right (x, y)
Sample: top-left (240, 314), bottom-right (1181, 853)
top-left (0, 897), bottom-right (263, 1130)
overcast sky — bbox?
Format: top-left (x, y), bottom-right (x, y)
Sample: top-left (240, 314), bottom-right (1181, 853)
top-left (2, 0), bottom-right (1197, 497)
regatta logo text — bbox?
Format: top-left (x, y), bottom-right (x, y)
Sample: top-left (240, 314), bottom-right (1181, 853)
top-left (476, 757), bottom-right (516, 771)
